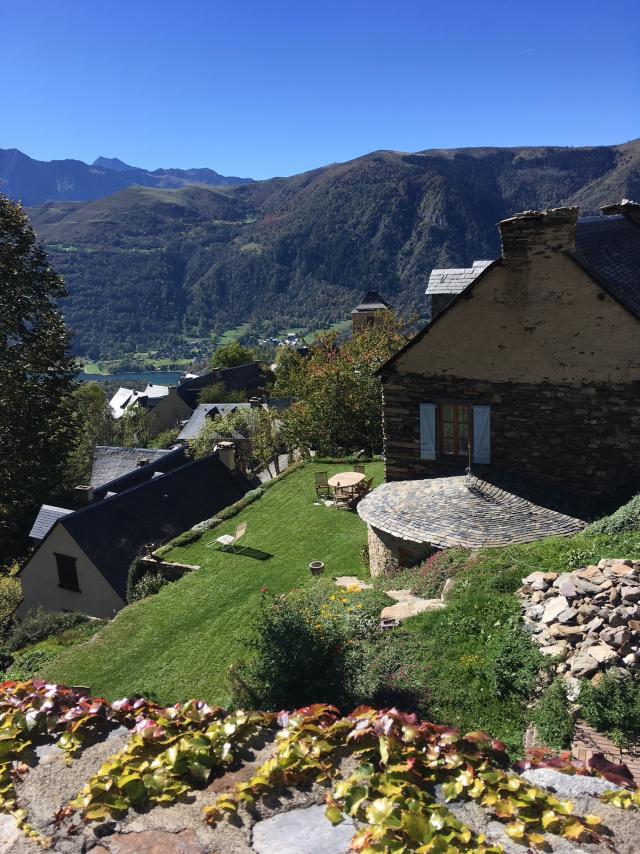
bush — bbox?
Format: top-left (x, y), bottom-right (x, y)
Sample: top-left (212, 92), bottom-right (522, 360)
top-left (588, 494), bottom-right (640, 536)
top-left (0, 575), bottom-right (22, 637)
top-left (376, 549), bottom-right (468, 600)
top-left (581, 672), bottom-right (640, 750)
top-left (170, 529), bottom-right (203, 548)
top-left (7, 609), bottom-right (88, 652)
top-left (129, 572), bottom-right (169, 602)
top-left (230, 582), bottom-right (387, 710)
top-left (2, 647), bottom-right (57, 680)
top-left (532, 679), bottom-right (574, 751)
top-left (216, 488), bottom-right (263, 519)
top-left (148, 428), bottom-right (179, 449)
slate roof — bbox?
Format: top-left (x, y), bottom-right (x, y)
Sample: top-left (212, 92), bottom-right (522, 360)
top-left (91, 447), bottom-right (187, 500)
top-left (177, 403), bottom-right (253, 442)
top-left (90, 446), bottom-right (175, 488)
top-left (57, 454), bottom-right (253, 600)
top-left (571, 214), bottom-right (640, 319)
top-left (352, 290), bottom-right (392, 312)
top-left (426, 260), bottom-right (493, 295)
top-left (177, 362), bottom-right (264, 408)
top-left (29, 505), bottom-right (73, 541)
top-left (358, 474), bottom-right (587, 550)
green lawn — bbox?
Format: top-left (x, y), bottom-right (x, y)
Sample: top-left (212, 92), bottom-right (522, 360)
top-left (43, 462), bottom-right (383, 705)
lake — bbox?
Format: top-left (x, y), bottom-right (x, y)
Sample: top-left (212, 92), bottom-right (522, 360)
top-left (77, 370), bottom-right (183, 385)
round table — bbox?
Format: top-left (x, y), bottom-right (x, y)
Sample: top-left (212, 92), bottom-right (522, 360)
top-left (328, 471), bottom-right (365, 489)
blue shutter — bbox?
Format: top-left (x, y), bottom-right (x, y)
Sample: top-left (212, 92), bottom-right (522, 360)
top-left (419, 403), bottom-right (436, 460)
top-left (473, 405), bottom-right (491, 464)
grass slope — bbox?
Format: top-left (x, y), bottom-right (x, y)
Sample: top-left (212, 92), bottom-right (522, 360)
top-left (44, 463), bottom-right (383, 705)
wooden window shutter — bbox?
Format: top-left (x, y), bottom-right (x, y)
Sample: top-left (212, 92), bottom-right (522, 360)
top-left (419, 403), bottom-right (436, 460)
top-left (473, 405), bottom-right (491, 464)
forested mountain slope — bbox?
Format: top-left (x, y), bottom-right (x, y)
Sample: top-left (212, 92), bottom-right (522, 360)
top-left (28, 140), bottom-right (640, 357)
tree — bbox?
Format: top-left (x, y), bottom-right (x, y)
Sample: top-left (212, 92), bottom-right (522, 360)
top-left (66, 383), bottom-right (116, 486)
top-left (198, 381), bottom-right (247, 404)
top-left (0, 197), bottom-right (78, 520)
top-left (281, 313), bottom-right (409, 456)
top-left (190, 407), bottom-right (282, 474)
top-left (209, 340), bottom-right (255, 370)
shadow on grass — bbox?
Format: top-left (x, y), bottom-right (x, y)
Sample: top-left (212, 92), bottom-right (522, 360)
top-left (222, 546), bottom-right (274, 561)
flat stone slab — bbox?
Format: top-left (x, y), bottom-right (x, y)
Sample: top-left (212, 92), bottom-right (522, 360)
top-left (386, 588), bottom-right (415, 602)
top-left (358, 476), bottom-right (586, 549)
top-left (521, 768), bottom-right (618, 797)
top-left (333, 576), bottom-right (373, 590)
top-left (252, 804), bottom-right (355, 854)
top-left (381, 598), bottom-right (444, 621)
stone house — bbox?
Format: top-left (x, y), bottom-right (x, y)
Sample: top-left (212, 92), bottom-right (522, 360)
top-left (19, 451), bottom-right (253, 618)
top-left (378, 200), bottom-right (640, 505)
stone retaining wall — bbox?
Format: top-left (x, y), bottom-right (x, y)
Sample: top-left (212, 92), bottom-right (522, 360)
top-left (367, 524), bottom-right (431, 578)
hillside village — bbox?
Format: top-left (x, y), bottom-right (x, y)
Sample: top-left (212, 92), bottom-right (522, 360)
top-left (1, 189), bottom-right (640, 852)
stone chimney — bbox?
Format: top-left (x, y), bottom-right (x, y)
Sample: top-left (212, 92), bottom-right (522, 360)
top-left (601, 198), bottom-right (640, 226)
top-left (498, 207), bottom-right (579, 269)
top-left (74, 485), bottom-right (93, 506)
top-left (217, 441), bottom-right (236, 471)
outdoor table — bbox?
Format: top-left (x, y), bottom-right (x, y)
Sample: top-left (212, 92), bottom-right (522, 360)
top-left (328, 471), bottom-right (365, 489)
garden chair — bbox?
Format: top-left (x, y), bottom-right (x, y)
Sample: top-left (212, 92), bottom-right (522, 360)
top-left (215, 522), bottom-right (247, 552)
top-left (334, 484), bottom-right (355, 509)
top-left (354, 464), bottom-right (366, 474)
top-left (356, 476), bottom-right (374, 497)
top-left (315, 471), bottom-right (332, 498)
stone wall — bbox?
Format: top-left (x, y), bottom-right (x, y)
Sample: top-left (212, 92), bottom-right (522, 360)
top-left (381, 368), bottom-right (640, 500)
top-left (367, 524), bottom-right (432, 578)
top-left (140, 556), bottom-right (200, 579)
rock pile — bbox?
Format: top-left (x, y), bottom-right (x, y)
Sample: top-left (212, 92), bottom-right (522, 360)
top-left (520, 558), bottom-right (640, 688)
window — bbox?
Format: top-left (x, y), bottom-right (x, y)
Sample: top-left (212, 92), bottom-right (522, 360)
top-left (55, 553), bottom-right (80, 592)
top-left (438, 404), bottom-right (471, 457)
top-left (419, 403), bottom-right (491, 463)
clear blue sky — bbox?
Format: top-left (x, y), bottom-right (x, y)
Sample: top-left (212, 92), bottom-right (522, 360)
top-left (2, 0), bottom-right (639, 179)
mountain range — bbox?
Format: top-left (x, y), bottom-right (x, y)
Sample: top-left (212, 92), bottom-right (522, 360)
top-left (13, 140), bottom-right (640, 358)
top-left (0, 148), bottom-right (252, 205)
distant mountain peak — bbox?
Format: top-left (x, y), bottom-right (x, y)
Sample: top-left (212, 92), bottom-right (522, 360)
top-left (93, 156), bottom-right (138, 172)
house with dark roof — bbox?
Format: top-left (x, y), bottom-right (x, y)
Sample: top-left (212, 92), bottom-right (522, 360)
top-left (378, 200), bottom-right (640, 504)
top-left (351, 291), bottom-right (392, 334)
top-left (18, 451), bottom-right (254, 618)
top-left (90, 446), bottom-right (175, 489)
top-left (177, 362), bottom-right (264, 409)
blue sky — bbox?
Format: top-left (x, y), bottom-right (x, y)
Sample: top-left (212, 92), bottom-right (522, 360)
top-left (2, 0), bottom-right (639, 179)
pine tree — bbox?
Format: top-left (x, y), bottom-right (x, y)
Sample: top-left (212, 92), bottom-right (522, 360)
top-left (0, 196), bottom-right (78, 520)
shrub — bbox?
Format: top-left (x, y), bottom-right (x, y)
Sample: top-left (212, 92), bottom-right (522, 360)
top-left (148, 428), bottom-right (179, 449)
top-left (376, 549), bottom-right (468, 600)
top-left (588, 494), bottom-right (640, 536)
top-left (170, 529), bottom-right (203, 548)
top-left (2, 647), bottom-right (57, 680)
top-left (216, 488), bottom-right (263, 519)
top-left (7, 609), bottom-right (88, 652)
top-left (532, 678), bottom-right (574, 751)
top-left (0, 575), bottom-right (22, 637)
top-left (581, 672), bottom-right (640, 750)
top-left (129, 572), bottom-right (169, 602)
top-left (354, 626), bottom-right (431, 714)
top-left (230, 582), bottom-right (386, 710)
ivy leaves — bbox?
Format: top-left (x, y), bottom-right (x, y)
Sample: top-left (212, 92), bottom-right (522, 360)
top-left (205, 705), bottom-right (609, 852)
